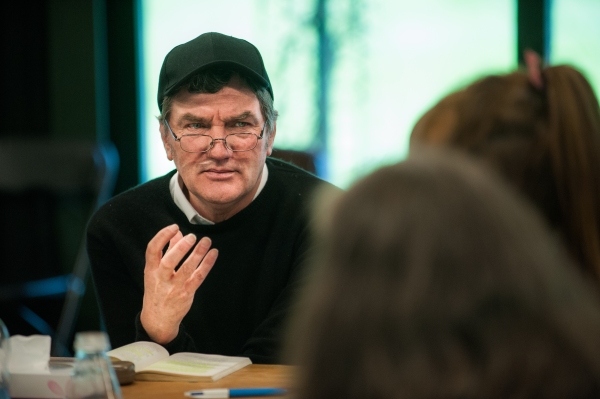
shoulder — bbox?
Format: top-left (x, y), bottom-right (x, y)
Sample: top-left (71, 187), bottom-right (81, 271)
top-left (266, 157), bottom-right (336, 191)
top-left (259, 157), bottom-right (340, 214)
top-left (89, 170), bottom-right (175, 223)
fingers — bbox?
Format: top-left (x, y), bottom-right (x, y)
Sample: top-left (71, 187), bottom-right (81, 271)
top-left (176, 237), bottom-right (215, 281)
top-left (155, 233), bottom-right (198, 279)
top-left (166, 230), bottom-right (184, 253)
top-left (147, 226), bottom-right (217, 285)
top-left (180, 246), bottom-right (218, 292)
top-left (190, 248), bottom-right (218, 289)
top-left (146, 224), bottom-right (180, 269)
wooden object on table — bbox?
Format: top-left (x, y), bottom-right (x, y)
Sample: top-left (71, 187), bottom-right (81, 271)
top-left (121, 364), bottom-right (293, 399)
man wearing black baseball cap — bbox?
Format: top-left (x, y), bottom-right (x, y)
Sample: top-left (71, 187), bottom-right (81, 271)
top-left (87, 32), bottom-right (335, 364)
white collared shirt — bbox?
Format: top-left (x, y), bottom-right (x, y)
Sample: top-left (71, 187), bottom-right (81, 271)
top-left (169, 164), bottom-right (269, 225)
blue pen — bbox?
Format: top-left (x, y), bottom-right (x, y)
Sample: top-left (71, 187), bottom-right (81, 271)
top-left (184, 388), bottom-right (287, 398)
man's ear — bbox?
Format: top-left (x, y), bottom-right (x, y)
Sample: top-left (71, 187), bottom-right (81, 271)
top-left (161, 123), bottom-right (175, 161)
top-left (266, 123), bottom-right (277, 157)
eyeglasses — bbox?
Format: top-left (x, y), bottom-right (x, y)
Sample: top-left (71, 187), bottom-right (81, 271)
top-left (164, 119), bottom-right (264, 153)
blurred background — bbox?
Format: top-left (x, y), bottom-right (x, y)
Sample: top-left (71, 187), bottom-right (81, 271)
top-left (1, 0), bottom-right (599, 353)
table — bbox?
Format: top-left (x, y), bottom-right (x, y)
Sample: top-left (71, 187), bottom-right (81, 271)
top-left (121, 364), bottom-right (293, 399)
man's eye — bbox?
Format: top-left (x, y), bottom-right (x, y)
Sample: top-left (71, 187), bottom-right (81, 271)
top-left (234, 121), bottom-right (249, 127)
top-left (188, 123), bottom-right (202, 129)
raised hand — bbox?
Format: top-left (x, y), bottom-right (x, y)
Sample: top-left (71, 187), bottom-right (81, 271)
top-left (140, 224), bottom-right (218, 344)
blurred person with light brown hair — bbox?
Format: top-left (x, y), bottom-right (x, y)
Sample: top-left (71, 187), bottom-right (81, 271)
top-left (411, 54), bottom-right (600, 283)
top-left (285, 149), bottom-right (600, 399)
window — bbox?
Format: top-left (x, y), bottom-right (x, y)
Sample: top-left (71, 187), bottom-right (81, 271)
top-left (140, 0), bottom-right (515, 188)
top-left (550, 0), bottom-right (600, 96)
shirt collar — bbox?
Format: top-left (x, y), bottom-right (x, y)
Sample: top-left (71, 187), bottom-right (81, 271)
top-left (169, 163), bottom-right (269, 225)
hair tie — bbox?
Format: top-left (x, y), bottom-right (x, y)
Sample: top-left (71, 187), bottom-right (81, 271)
top-left (524, 49), bottom-right (544, 90)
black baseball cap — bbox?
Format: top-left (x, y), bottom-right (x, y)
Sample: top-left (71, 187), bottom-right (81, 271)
top-left (157, 32), bottom-right (273, 112)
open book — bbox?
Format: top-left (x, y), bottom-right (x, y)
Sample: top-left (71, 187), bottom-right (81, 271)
top-left (107, 341), bottom-right (252, 382)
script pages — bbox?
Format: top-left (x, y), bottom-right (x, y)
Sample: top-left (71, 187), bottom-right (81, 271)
top-left (107, 341), bottom-right (252, 382)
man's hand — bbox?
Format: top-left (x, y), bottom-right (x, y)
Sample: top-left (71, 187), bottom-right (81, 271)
top-left (140, 224), bottom-right (218, 344)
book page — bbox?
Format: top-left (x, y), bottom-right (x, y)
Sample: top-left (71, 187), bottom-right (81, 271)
top-left (107, 341), bottom-right (169, 371)
top-left (140, 352), bottom-right (251, 378)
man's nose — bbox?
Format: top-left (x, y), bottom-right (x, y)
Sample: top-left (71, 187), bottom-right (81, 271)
top-left (207, 135), bottom-right (232, 157)
top-left (212, 138), bottom-right (230, 150)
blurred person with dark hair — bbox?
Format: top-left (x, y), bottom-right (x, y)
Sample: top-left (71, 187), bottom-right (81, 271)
top-left (411, 53), bottom-right (600, 283)
top-left (286, 149), bottom-right (600, 399)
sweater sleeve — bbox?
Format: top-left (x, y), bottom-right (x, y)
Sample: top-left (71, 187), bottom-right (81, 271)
top-left (87, 216), bottom-right (143, 349)
top-left (134, 312), bottom-right (198, 354)
top-left (240, 226), bottom-right (312, 364)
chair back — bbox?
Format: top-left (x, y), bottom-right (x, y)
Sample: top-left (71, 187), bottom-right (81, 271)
top-left (0, 138), bottom-right (119, 355)
top-left (270, 149), bottom-right (316, 174)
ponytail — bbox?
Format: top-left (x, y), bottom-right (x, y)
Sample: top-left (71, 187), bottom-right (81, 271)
top-left (544, 65), bottom-right (600, 278)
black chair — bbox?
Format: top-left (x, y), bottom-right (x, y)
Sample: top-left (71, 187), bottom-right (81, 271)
top-left (270, 148), bottom-right (317, 174)
top-left (0, 138), bottom-right (119, 356)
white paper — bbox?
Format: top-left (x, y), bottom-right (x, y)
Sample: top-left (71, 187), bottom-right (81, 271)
top-left (107, 341), bottom-right (169, 371)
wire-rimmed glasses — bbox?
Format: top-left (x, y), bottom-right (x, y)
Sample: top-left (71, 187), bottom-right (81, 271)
top-left (164, 119), bottom-right (264, 153)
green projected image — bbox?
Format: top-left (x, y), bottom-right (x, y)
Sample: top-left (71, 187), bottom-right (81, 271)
top-left (140, 0), bottom-right (515, 188)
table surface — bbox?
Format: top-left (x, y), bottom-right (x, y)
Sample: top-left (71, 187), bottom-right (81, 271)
top-left (120, 364), bottom-right (293, 399)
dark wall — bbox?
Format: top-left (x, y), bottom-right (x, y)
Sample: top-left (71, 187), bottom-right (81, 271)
top-left (1, 2), bottom-right (50, 137)
top-left (106, 0), bottom-right (141, 194)
top-left (1, 0), bottom-right (139, 184)
top-left (48, 0), bottom-right (98, 141)
top-left (1, 0), bottom-right (140, 344)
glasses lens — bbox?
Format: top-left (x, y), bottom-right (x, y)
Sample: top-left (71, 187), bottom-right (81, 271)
top-left (180, 135), bottom-right (213, 153)
top-left (226, 133), bottom-right (258, 151)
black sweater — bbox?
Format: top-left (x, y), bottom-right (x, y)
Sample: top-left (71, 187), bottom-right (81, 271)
top-left (87, 158), bottom-right (333, 364)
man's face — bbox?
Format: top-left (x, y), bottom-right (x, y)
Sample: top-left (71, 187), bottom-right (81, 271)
top-left (161, 75), bottom-right (276, 222)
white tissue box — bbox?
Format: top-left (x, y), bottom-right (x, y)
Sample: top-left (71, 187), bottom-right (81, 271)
top-left (9, 358), bottom-right (74, 399)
